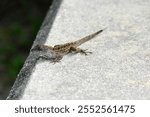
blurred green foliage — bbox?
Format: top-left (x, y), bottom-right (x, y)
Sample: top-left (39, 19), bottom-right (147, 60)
top-left (0, 0), bottom-right (53, 99)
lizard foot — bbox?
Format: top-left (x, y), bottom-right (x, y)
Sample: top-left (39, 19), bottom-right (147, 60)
top-left (80, 49), bottom-right (92, 55)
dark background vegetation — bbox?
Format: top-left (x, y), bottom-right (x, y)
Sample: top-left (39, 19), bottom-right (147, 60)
top-left (0, 0), bottom-right (53, 99)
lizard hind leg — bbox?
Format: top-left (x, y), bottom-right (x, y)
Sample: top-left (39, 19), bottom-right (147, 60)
top-left (36, 54), bottom-right (63, 64)
top-left (69, 46), bottom-right (92, 55)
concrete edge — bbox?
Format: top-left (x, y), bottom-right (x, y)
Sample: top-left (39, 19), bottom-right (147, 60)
top-left (6, 0), bottom-right (63, 100)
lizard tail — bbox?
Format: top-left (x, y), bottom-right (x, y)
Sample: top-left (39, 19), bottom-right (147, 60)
top-left (74, 28), bottom-right (106, 47)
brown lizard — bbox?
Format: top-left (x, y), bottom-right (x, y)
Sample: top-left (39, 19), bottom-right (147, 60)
top-left (31, 28), bottom-right (105, 62)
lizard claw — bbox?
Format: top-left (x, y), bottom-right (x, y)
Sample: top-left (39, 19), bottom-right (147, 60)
top-left (80, 49), bottom-right (92, 55)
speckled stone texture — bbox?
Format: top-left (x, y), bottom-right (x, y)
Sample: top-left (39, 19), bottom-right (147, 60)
top-left (9, 0), bottom-right (150, 99)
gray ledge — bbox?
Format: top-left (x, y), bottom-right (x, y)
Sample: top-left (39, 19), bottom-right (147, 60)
top-left (7, 0), bottom-right (150, 100)
top-left (7, 0), bottom-right (62, 100)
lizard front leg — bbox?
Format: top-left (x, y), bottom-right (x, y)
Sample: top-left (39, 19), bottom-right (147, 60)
top-left (69, 46), bottom-right (92, 55)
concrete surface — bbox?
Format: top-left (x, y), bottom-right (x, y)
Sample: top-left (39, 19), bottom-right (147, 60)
top-left (8, 0), bottom-right (150, 99)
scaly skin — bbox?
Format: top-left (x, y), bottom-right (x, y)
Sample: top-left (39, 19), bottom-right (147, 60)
top-left (31, 28), bottom-right (105, 62)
